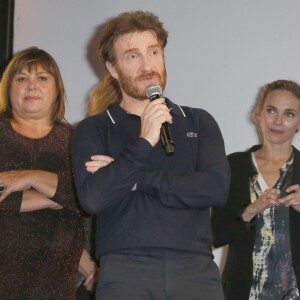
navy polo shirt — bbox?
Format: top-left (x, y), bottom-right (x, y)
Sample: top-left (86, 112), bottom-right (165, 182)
top-left (72, 98), bottom-right (230, 258)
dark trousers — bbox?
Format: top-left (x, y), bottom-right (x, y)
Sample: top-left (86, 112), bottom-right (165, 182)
top-left (96, 253), bottom-right (224, 300)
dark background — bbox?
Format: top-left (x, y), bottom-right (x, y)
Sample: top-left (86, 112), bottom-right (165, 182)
top-left (0, 0), bottom-right (14, 76)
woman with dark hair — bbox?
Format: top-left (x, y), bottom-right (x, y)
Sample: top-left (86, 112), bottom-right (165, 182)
top-left (212, 80), bottom-right (300, 299)
top-left (0, 47), bottom-right (84, 299)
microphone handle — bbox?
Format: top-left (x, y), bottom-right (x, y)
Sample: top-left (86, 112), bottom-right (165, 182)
top-left (161, 122), bottom-right (175, 155)
top-left (148, 92), bottom-right (175, 155)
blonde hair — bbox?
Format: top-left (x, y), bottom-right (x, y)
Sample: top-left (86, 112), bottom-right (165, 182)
top-left (88, 74), bottom-right (122, 115)
top-left (252, 79), bottom-right (300, 124)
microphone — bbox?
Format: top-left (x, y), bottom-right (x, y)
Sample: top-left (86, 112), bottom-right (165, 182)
top-left (145, 85), bottom-right (175, 155)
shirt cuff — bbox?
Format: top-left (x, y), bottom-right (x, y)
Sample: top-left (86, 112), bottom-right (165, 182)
top-left (0, 191), bottom-right (23, 214)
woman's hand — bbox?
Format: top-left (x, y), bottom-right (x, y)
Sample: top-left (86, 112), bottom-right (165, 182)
top-left (254, 188), bottom-right (281, 212)
top-left (0, 170), bottom-right (31, 201)
top-left (0, 170), bottom-right (58, 201)
top-left (279, 184), bottom-right (300, 212)
top-left (85, 155), bottom-right (114, 174)
top-left (242, 188), bottom-right (280, 222)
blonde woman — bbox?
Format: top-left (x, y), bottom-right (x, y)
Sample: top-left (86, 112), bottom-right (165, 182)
top-left (212, 80), bottom-right (300, 299)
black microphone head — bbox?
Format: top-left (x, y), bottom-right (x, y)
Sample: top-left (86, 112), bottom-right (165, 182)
top-left (146, 84), bottom-right (162, 101)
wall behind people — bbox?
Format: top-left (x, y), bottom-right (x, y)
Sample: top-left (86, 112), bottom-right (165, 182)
top-left (13, 0), bottom-right (300, 269)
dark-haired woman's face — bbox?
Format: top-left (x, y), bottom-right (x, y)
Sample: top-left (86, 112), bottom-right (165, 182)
top-left (9, 66), bottom-right (57, 122)
top-left (257, 90), bottom-right (300, 146)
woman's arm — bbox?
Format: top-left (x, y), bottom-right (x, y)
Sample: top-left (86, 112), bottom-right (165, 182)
top-left (0, 170), bottom-right (58, 200)
top-left (242, 188), bottom-right (280, 221)
top-left (20, 189), bottom-right (62, 212)
top-left (0, 170), bottom-right (66, 212)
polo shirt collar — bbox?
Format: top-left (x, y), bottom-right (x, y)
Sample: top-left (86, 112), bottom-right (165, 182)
top-left (106, 98), bottom-right (186, 124)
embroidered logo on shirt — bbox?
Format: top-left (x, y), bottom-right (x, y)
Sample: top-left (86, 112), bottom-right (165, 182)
top-left (187, 132), bottom-right (197, 138)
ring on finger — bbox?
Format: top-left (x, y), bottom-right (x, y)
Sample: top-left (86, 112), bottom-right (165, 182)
top-left (0, 183), bottom-right (7, 195)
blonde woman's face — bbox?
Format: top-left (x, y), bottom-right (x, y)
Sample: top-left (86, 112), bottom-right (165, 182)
top-left (257, 90), bottom-right (300, 146)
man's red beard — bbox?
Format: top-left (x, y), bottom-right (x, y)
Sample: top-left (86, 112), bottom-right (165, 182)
top-left (116, 66), bottom-right (167, 100)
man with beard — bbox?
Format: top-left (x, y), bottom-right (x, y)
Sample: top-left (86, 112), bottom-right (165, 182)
top-left (72, 10), bottom-right (230, 300)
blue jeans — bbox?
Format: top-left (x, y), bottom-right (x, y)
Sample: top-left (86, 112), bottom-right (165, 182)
top-left (96, 253), bottom-right (224, 300)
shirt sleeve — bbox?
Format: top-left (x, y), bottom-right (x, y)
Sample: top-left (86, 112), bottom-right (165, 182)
top-left (50, 170), bottom-right (80, 212)
top-left (0, 191), bottom-right (23, 214)
top-left (211, 153), bottom-right (256, 248)
top-left (137, 111), bottom-right (230, 209)
top-left (72, 118), bottom-right (153, 215)
top-left (50, 126), bottom-right (81, 212)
